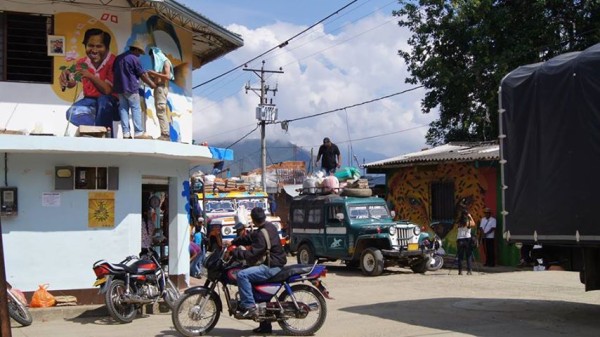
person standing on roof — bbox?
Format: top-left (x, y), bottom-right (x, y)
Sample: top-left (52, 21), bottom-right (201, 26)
top-left (316, 137), bottom-right (341, 175)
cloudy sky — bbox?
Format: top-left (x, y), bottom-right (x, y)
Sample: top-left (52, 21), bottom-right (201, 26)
top-left (180, 0), bottom-right (438, 164)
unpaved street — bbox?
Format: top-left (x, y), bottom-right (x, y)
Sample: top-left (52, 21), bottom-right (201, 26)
top-left (12, 264), bottom-right (600, 337)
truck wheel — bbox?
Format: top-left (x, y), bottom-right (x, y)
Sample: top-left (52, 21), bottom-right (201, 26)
top-left (360, 248), bottom-right (384, 276)
top-left (410, 257), bottom-right (430, 274)
top-left (297, 244), bottom-right (316, 265)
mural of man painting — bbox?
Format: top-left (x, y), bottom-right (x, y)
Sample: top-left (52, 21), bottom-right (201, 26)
top-left (59, 28), bottom-right (119, 135)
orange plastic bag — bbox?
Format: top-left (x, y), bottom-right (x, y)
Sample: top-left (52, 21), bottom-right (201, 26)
top-left (30, 284), bottom-right (56, 308)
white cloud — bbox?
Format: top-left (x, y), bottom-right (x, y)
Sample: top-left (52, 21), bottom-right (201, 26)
top-left (192, 12), bottom-right (438, 161)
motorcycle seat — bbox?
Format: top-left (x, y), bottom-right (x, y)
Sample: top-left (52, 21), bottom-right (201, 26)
top-left (104, 262), bottom-right (138, 274)
top-left (265, 264), bottom-right (314, 283)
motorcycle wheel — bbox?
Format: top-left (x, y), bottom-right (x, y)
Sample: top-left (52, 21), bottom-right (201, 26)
top-left (172, 290), bottom-right (220, 336)
top-left (163, 277), bottom-right (180, 309)
top-left (7, 290), bottom-right (33, 326)
top-left (277, 284), bottom-right (327, 336)
top-left (428, 255), bottom-right (444, 271)
top-left (105, 279), bottom-right (137, 323)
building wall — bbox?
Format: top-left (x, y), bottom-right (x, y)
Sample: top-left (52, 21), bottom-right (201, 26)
top-left (0, 1), bottom-right (194, 142)
top-left (386, 162), bottom-right (518, 265)
top-left (0, 152), bottom-right (192, 293)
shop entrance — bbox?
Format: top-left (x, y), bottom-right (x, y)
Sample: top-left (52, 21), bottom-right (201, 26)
top-left (142, 177), bottom-right (169, 267)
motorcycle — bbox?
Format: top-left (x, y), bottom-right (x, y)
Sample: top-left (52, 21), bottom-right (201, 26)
top-left (419, 232), bottom-right (445, 271)
top-left (92, 252), bottom-right (180, 323)
top-left (171, 246), bottom-right (331, 336)
top-left (7, 282), bottom-right (32, 326)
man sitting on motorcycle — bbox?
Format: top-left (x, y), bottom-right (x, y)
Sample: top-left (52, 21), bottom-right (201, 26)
top-left (229, 207), bottom-right (287, 321)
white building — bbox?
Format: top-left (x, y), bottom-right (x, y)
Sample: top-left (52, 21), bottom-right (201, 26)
top-left (0, 0), bottom-right (242, 304)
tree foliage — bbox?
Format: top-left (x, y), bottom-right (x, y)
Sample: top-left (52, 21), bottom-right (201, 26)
top-left (393, 0), bottom-right (600, 145)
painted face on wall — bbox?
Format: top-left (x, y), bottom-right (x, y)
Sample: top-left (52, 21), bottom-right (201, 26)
top-left (85, 34), bottom-right (107, 67)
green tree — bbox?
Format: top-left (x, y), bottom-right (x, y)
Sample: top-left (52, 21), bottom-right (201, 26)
top-left (393, 0), bottom-right (600, 145)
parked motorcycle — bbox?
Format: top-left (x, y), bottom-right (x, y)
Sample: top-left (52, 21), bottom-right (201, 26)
top-left (92, 253), bottom-right (180, 323)
top-left (171, 246), bottom-right (331, 336)
top-left (419, 232), bottom-right (445, 271)
top-left (7, 282), bottom-right (32, 326)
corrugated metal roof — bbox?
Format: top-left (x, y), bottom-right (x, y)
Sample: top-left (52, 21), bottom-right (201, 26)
top-left (364, 141), bottom-right (499, 168)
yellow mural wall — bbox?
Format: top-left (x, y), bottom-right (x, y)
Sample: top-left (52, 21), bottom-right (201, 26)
top-left (387, 163), bottom-right (492, 251)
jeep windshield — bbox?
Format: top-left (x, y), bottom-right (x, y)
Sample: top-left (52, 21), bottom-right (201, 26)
top-left (205, 200), bottom-right (235, 213)
top-left (348, 205), bottom-right (391, 220)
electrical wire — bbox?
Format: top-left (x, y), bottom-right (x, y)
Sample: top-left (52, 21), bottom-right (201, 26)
top-left (225, 124), bottom-right (259, 149)
top-left (192, 0), bottom-right (359, 90)
top-left (279, 86), bottom-right (423, 123)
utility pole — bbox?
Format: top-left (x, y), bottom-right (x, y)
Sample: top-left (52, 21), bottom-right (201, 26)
top-left (244, 61), bottom-right (283, 191)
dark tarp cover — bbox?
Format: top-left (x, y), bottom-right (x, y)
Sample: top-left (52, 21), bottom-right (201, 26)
top-left (500, 43), bottom-right (600, 243)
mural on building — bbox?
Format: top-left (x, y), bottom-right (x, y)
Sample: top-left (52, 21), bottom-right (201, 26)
top-left (387, 163), bottom-right (496, 252)
top-left (50, 10), bottom-right (193, 141)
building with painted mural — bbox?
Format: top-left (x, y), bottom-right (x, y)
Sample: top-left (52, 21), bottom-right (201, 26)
top-left (364, 142), bottom-right (519, 266)
top-left (0, 0), bottom-right (242, 304)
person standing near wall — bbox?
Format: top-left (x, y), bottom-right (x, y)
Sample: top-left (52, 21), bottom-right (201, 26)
top-left (147, 47), bottom-right (173, 141)
top-left (479, 207), bottom-right (497, 267)
top-left (456, 209), bottom-right (475, 275)
top-left (113, 41), bottom-right (156, 139)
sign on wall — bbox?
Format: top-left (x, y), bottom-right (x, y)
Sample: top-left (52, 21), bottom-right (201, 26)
top-left (88, 191), bottom-right (115, 227)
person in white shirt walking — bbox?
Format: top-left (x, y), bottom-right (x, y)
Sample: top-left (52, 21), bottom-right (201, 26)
top-left (479, 207), bottom-right (497, 267)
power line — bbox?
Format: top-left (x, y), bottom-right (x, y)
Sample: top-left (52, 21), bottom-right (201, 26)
top-left (279, 86), bottom-right (423, 124)
top-left (192, 0), bottom-right (359, 90)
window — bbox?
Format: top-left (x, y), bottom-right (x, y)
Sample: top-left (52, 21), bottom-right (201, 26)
top-left (0, 11), bottom-right (53, 83)
top-left (431, 181), bottom-right (454, 221)
top-left (326, 205), bottom-right (344, 223)
top-left (292, 208), bottom-right (305, 224)
top-left (307, 207), bottom-right (321, 226)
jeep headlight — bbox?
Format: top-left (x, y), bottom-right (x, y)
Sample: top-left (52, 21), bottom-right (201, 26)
top-left (389, 226), bottom-right (397, 235)
top-left (413, 226), bottom-right (421, 236)
top-left (223, 226), bottom-right (232, 236)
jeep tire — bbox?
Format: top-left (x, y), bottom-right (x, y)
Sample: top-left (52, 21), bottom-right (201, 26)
top-left (360, 247), bottom-right (384, 276)
top-left (297, 244), bottom-right (316, 265)
top-left (410, 257), bottom-right (430, 274)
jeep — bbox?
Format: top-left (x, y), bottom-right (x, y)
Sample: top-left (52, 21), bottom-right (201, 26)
top-left (289, 193), bottom-right (431, 275)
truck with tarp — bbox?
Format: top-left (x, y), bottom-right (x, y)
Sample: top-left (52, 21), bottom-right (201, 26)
top-left (499, 42), bottom-right (600, 291)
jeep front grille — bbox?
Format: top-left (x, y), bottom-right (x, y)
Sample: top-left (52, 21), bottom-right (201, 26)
top-left (396, 228), bottom-right (414, 247)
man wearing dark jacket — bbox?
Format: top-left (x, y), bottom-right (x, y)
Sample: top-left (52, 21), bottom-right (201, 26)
top-left (231, 207), bottom-right (286, 325)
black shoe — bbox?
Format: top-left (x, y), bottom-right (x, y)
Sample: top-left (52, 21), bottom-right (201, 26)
top-left (252, 325), bottom-right (273, 334)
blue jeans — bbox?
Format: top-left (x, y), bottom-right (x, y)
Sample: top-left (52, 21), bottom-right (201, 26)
top-left (190, 251), bottom-right (205, 276)
top-left (237, 264), bottom-right (281, 309)
top-left (118, 93), bottom-right (143, 136)
top-left (65, 95), bottom-right (119, 132)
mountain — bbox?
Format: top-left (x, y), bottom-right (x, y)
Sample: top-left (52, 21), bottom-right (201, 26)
top-left (196, 139), bottom-right (388, 177)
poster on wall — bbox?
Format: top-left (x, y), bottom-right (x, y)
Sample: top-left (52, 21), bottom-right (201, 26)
top-left (88, 191), bottom-right (115, 227)
top-left (47, 35), bottom-right (66, 56)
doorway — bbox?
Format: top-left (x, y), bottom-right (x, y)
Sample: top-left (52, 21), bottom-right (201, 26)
top-left (142, 177), bottom-right (169, 266)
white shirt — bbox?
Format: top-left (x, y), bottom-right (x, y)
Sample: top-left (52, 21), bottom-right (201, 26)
top-left (480, 216), bottom-right (497, 239)
top-left (457, 226), bottom-right (471, 239)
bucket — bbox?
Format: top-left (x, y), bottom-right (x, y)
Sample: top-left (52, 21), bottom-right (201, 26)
top-left (303, 177), bottom-right (317, 194)
top-left (322, 175), bottom-right (340, 194)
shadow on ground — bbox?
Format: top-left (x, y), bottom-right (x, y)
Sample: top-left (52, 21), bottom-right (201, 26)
top-left (340, 297), bottom-right (600, 337)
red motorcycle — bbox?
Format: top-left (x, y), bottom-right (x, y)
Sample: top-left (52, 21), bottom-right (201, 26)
top-left (92, 253), bottom-right (180, 323)
top-left (171, 246), bottom-right (331, 336)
